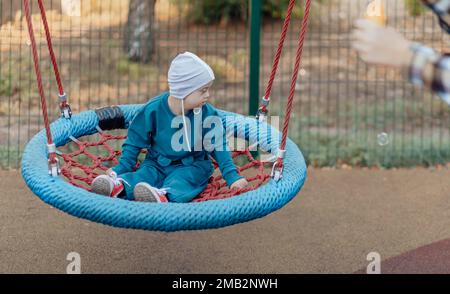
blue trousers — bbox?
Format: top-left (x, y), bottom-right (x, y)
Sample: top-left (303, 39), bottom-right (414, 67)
top-left (118, 158), bottom-right (214, 203)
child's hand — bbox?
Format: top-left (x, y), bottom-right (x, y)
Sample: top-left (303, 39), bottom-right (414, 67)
top-left (351, 19), bottom-right (413, 68)
top-left (230, 178), bottom-right (249, 190)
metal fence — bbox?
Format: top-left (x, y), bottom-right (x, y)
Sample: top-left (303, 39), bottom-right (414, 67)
top-left (1, 0), bottom-right (450, 169)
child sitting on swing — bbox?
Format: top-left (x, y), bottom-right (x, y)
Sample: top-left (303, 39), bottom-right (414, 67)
top-left (91, 52), bottom-right (249, 202)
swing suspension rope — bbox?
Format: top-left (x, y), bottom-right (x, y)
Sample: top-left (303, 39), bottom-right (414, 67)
top-left (23, 0), bottom-right (59, 176)
top-left (23, 0), bottom-right (311, 199)
top-left (258, 0), bottom-right (311, 180)
top-left (36, 0), bottom-right (72, 119)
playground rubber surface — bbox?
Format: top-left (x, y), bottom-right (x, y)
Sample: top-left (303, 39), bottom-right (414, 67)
top-left (1, 167), bottom-right (450, 273)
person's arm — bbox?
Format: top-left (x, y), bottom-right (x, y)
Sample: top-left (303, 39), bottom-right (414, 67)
top-left (112, 105), bottom-right (153, 175)
top-left (211, 152), bottom-right (244, 187)
top-left (422, 0), bottom-right (450, 33)
top-left (422, 0), bottom-right (450, 13)
top-left (410, 1), bottom-right (450, 97)
top-left (352, 19), bottom-right (450, 103)
top-left (409, 44), bottom-right (450, 104)
top-left (210, 131), bottom-right (244, 188)
top-left (204, 108), bottom-right (244, 187)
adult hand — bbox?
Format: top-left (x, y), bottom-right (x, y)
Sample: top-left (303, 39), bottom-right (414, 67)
top-left (230, 178), bottom-right (249, 190)
top-left (351, 19), bottom-right (414, 68)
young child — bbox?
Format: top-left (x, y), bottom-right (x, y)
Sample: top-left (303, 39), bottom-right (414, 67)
top-left (91, 52), bottom-right (249, 202)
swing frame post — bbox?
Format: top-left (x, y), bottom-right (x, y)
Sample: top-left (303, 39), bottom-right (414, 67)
top-left (249, 0), bottom-right (262, 159)
top-left (249, 0), bottom-right (262, 116)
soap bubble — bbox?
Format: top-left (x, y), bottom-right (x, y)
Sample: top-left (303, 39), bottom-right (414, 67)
top-left (377, 132), bottom-right (389, 146)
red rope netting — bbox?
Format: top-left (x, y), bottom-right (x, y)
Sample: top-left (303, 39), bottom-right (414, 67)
top-left (59, 131), bottom-right (273, 202)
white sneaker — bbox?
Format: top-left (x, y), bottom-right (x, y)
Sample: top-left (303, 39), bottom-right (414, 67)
top-left (91, 174), bottom-right (124, 197)
top-left (133, 182), bottom-right (169, 203)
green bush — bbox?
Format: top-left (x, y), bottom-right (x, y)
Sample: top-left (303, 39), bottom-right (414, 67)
top-left (174, 0), bottom-right (314, 25)
top-left (0, 76), bottom-right (12, 96)
top-left (172, 0), bottom-right (248, 24)
top-left (262, 0), bottom-right (305, 19)
top-left (405, 0), bottom-right (426, 16)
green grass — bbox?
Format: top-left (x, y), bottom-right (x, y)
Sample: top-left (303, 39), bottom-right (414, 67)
top-left (0, 76), bottom-right (13, 97)
top-left (116, 57), bottom-right (160, 80)
top-left (296, 130), bottom-right (450, 168)
top-left (0, 146), bottom-right (21, 169)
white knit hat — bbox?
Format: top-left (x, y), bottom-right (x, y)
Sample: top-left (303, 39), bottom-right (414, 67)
top-left (168, 52), bottom-right (215, 99)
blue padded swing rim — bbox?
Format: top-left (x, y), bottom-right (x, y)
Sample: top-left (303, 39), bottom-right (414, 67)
top-left (21, 105), bottom-right (307, 232)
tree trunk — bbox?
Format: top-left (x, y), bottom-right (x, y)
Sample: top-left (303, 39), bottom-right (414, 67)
top-left (124, 0), bottom-right (156, 63)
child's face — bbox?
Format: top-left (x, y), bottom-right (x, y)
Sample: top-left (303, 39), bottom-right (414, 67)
top-left (184, 81), bottom-right (213, 110)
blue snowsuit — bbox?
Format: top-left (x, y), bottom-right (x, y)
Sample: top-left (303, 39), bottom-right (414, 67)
top-left (112, 92), bottom-right (243, 203)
